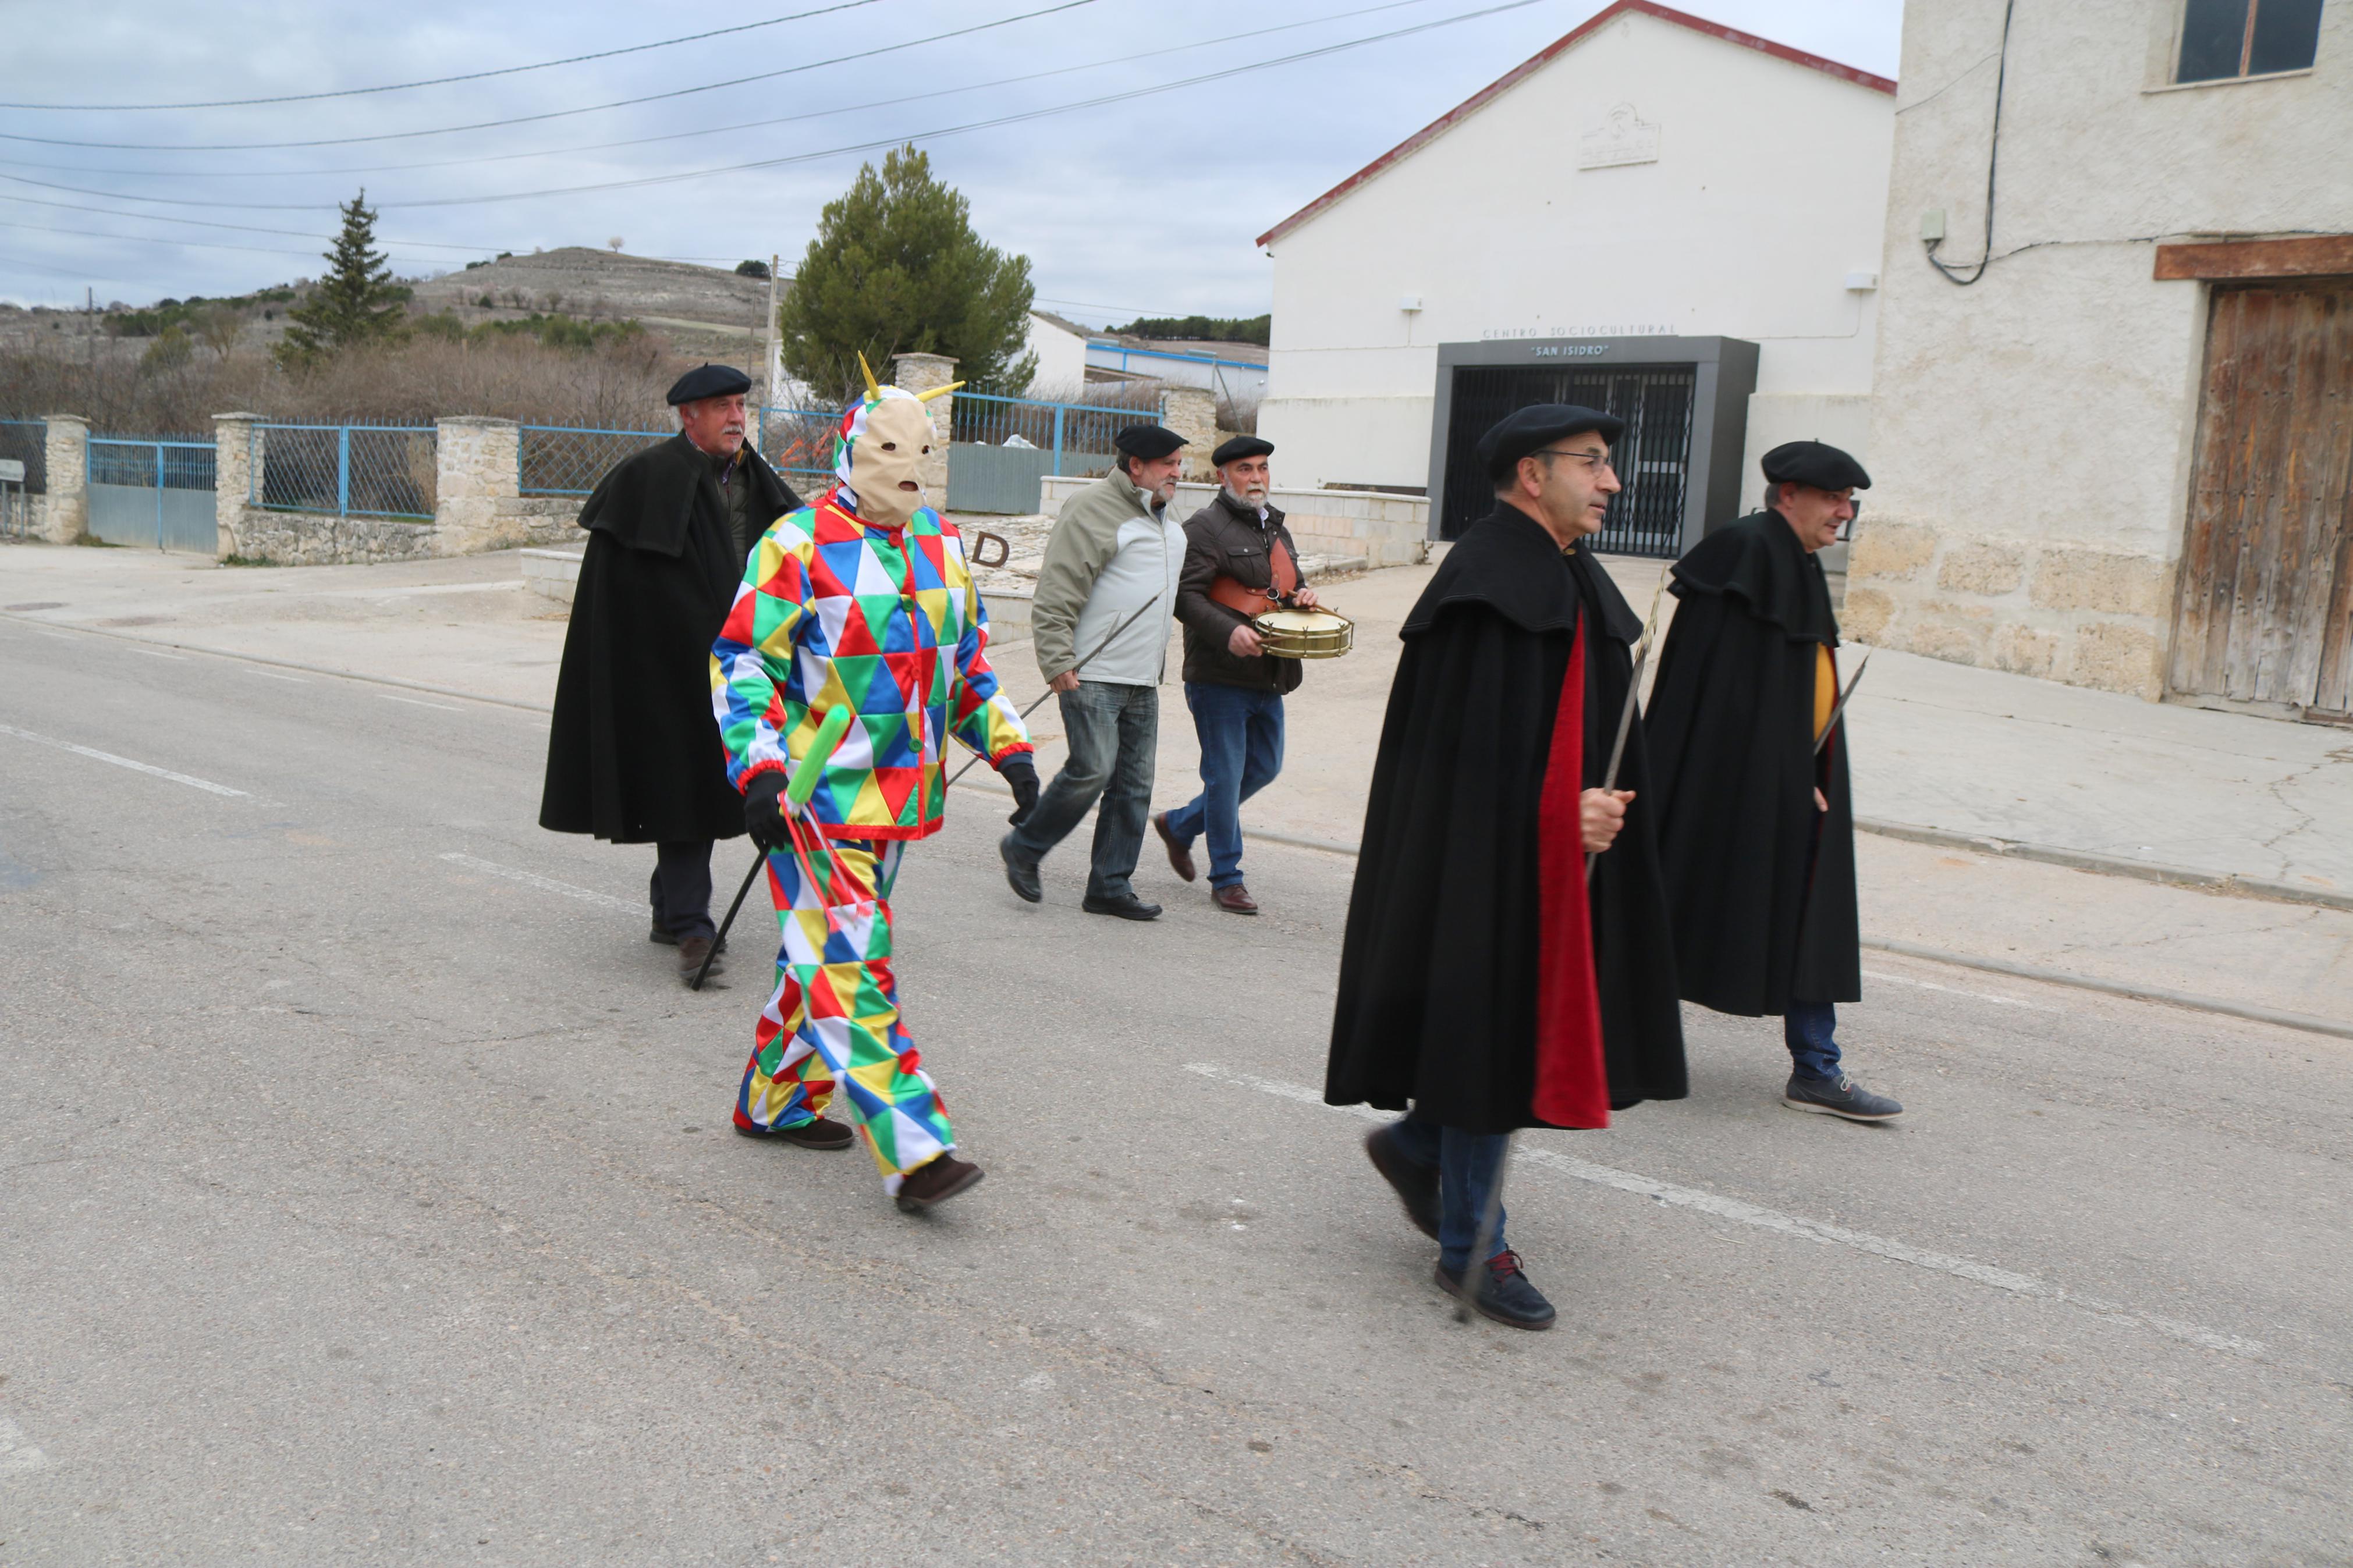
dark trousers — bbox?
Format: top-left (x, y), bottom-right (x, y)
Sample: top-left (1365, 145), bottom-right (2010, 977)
top-left (1387, 1112), bottom-right (1511, 1275)
top-left (1784, 1001), bottom-right (1841, 1080)
top-left (1163, 681), bottom-right (1284, 889)
top-left (650, 840), bottom-right (715, 941)
top-left (1007, 680), bottom-right (1158, 902)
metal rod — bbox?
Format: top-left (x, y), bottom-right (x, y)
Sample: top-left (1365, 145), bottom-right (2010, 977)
top-left (941, 589), bottom-right (1165, 792)
top-left (1586, 568), bottom-right (1671, 884)
top-left (1813, 650), bottom-right (1872, 756)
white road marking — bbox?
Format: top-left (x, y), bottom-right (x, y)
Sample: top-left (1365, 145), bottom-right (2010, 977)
top-left (439, 852), bottom-right (640, 915)
top-left (243, 669), bottom-right (307, 683)
top-left (127, 646), bottom-right (185, 660)
top-left (324, 579), bottom-right (526, 600)
top-left (1184, 1062), bottom-right (2265, 1361)
top-left (1862, 968), bottom-right (2061, 1012)
top-left (0, 721), bottom-right (248, 797)
top-left (379, 694), bottom-right (463, 713)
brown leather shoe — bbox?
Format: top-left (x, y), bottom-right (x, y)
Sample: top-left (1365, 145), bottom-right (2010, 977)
top-left (677, 934), bottom-right (724, 982)
top-left (1153, 812), bottom-right (1197, 883)
top-left (1212, 883), bottom-right (1259, 915)
top-left (895, 1152), bottom-right (985, 1212)
top-left (734, 1115), bottom-right (853, 1150)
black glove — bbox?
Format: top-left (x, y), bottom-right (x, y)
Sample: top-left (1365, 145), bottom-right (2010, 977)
top-left (744, 771), bottom-right (791, 850)
top-left (1000, 753), bottom-right (1040, 826)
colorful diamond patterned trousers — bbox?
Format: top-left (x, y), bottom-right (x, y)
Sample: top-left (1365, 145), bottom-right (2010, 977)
top-left (730, 835), bottom-right (954, 1193)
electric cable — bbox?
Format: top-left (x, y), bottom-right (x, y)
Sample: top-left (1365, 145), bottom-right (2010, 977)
top-left (1923, 0), bottom-right (2013, 286)
top-left (0, 0), bottom-right (1453, 182)
top-left (0, 1), bottom-right (888, 112)
top-left (0, 191), bottom-right (509, 251)
top-left (0, 0), bottom-right (1099, 152)
top-left (0, 0), bottom-right (1553, 214)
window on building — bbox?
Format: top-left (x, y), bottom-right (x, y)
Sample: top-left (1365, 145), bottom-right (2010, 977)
top-left (2177, 0), bottom-right (2323, 82)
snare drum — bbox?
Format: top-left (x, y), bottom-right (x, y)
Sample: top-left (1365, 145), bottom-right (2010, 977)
top-left (1253, 606), bottom-right (1354, 659)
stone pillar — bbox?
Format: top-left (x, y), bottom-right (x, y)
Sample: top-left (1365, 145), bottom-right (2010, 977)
top-left (433, 415), bottom-right (523, 554)
top-left (1160, 387), bottom-right (1218, 481)
top-left (890, 351), bottom-right (957, 502)
top-left (212, 413), bottom-right (260, 561)
top-left (38, 414), bottom-right (87, 543)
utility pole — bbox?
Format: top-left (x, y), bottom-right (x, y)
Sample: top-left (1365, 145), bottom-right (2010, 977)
top-left (761, 252), bottom-right (780, 441)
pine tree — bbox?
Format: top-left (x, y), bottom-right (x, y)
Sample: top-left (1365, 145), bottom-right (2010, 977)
top-left (779, 145), bottom-right (1037, 400)
top-left (277, 190), bottom-right (407, 368)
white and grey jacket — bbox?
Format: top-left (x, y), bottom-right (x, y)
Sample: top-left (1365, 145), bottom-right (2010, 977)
top-left (1031, 465), bottom-right (1184, 686)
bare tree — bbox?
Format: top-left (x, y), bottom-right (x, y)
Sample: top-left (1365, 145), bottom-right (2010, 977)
top-left (195, 306), bottom-right (243, 361)
top-left (608, 236), bottom-right (624, 253)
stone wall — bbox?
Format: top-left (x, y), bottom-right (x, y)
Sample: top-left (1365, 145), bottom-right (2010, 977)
top-left (1160, 388), bottom-right (1218, 480)
top-left (221, 507), bottom-right (439, 566)
top-left (38, 415), bottom-right (86, 544)
top-left (1037, 475), bottom-right (1429, 570)
top-left (1843, 525), bottom-right (2174, 696)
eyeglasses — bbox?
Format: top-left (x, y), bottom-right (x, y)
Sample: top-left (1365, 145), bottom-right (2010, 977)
top-left (1535, 449), bottom-right (1615, 474)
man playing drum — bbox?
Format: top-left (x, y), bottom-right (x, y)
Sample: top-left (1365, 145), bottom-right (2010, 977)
top-left (1155, 436), bottom-right (1324, 915)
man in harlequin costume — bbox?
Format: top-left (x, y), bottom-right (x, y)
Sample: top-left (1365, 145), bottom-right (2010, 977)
top-left (711, 358), bottom-right (1041, 1212)
top-left (1325, 404), bottom-right (1686, 1328)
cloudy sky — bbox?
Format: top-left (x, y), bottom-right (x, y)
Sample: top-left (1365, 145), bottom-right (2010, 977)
top-left (0, 0), bottom-right (1903, 324)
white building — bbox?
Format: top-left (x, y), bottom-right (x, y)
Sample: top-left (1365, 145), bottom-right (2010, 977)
top-left (1023, 310), bottom-right (1093, 396)
top-left (1083, 338), bottom-right (1269, 402)
top-left (1254, 0), bottom-right (1895, 552)
top-left (1848, 0), bottom-right (2351, 713)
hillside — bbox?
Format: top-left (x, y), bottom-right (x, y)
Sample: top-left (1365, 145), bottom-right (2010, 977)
top-left (408, 248), bottom-right (771, 358)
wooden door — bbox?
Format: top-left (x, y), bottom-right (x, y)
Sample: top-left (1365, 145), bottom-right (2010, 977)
top-left (2170, 280), bottom-right (2353, 716)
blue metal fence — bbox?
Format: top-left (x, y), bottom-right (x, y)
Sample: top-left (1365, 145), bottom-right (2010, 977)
top-left (518, 414), bottom-right (841, 500)
top-left (88, 435), bottom-right (217, 552)
top-left (947, 393), bottom-right (1158, 513)
top-left (251, 424), bottom-right (435, 520)
top-left (0, 418), bottom-right (46, 494)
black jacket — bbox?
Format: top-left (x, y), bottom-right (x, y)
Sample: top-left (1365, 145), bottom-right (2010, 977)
top-left (1325, 507), bottom-right (1687, 1133)
top-left (538, 435), bottom-right (798, 844)
top-left (1644, 510), bottom-right (1861, 1015)
top-left (1176, 490), bottom-right (1306, 694)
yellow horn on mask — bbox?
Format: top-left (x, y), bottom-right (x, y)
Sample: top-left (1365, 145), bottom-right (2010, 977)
top-left (856, 352), bottom-right (883, 400)
top-left (915, 381), bottom-right (965, 403)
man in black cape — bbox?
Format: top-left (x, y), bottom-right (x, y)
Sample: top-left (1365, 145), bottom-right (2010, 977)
top-left (539, 364), bottom-right (799, 983)
top-left (1326, 404), bottom-right (1687, 1330)
top-left (1642, 440), bottom-right (1901, 1121)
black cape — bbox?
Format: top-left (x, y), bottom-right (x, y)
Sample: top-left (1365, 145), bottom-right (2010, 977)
top-left (1325, 507), bottom-right (1688, 1135)
top-left (1644, 511), bottom-right (1861, 1015)
top-left (539, 434), bottom-right (798, 845)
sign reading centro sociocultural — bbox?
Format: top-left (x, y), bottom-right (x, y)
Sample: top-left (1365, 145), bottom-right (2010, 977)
top-left (1479, 325), bottom-right (1676, 342)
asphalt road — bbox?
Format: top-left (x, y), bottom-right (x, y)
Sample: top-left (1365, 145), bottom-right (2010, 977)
top-left (2, 615), bottom-right (2348, 1567)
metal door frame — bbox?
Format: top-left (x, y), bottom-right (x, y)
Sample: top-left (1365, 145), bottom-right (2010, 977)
top-left (1425, 335), bottom-right (1758, 553)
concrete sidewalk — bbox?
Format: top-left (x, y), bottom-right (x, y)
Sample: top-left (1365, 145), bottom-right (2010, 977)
top-left (5, 539), bottom-right (2347, 1029)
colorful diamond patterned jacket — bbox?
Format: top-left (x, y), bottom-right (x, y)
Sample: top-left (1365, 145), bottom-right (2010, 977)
top-left (711, 488), bottom-right (1034, 840)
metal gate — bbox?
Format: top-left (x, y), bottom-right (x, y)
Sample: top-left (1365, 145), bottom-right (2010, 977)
top-left (947, 394), bottom-right (1155, 514)
top-left (1438, 364), bottom-right (1697, 554)
top-left (88, 436), bottom-right (217, 553)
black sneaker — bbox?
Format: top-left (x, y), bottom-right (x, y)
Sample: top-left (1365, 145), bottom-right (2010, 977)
top-left (999, 835), bottom-right (1042, 904)
top-left (1434, 1250), bottom-right (1556, 1331)
top-left (1080, 892), bottom-right (1161, 921)
top-left (1783, 1072), bottom-right (1903, 1122)
top-left (1363, 1125), bottom-right (1440, 1240)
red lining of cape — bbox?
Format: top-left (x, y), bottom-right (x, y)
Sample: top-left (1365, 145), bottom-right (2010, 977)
top-left (1533, 620), bottom-right (1611, 1129)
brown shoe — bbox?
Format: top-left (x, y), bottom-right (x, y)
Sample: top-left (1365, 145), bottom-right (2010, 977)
top-left (1212, 883), bottom-right (1259, 915)
top-left (1153, 812), bottom-right (1197, 883)
top-left (895, 1152), bottom-right (985, 1212)
top-left (677, 934), bottom-right (724, 983)
top-left (734, 1115), bottom-right (853, 1150)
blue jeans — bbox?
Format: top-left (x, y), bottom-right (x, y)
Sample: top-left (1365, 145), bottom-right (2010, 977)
top-left (1784, 1001), bottom-right (1841, 1081)
top-left (1006, 680), bottom-right (1158, 902)
top-left (1386, 1112), bottom-right (1510, 1275)
top-left (1163, 682), bottom-right (1284, 889)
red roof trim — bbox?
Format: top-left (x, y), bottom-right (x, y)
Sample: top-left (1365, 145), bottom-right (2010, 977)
top-left (1254, 0), bottom-right (1896, 248)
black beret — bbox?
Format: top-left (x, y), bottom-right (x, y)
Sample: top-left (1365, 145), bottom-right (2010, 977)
top-left (1477, 403), bottom-right (1626, 481)
top-left (1211, 435), bottom-right (1274, 467)
top-left (1761, 440), bottom-right (1871, 491)
top-left (1112, 424), bottom-right (1187, 460)
top-left (666, 363), bottom-right (753, 406)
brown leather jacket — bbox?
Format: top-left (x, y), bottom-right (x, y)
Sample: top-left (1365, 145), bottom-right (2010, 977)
top-left (1176, 489), bottom-right (1305, 694)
